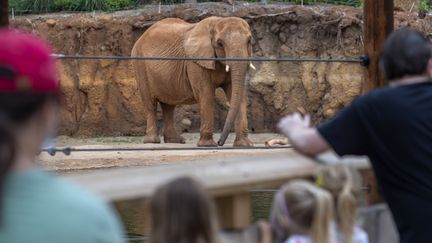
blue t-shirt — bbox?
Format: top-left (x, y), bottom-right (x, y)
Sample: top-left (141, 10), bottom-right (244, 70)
top-left (318, 81), bottom-right (432, 243)
top-left (0, 168), bottom-right (126, 243)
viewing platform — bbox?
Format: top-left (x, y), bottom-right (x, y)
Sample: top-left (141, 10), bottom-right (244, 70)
top-left (37, 134), bottom-right (374, 233)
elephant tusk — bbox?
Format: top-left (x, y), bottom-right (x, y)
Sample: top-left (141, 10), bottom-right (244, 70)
top-left (249, 62), bottom-right (256, 70)
top-left (226, 65), bottom-right (230, 72)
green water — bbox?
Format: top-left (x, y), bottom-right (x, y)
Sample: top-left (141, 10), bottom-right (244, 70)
top-left (251, 191), bottom-right (275, 221)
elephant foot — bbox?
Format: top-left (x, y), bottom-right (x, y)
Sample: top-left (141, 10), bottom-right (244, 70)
top-left (197, 138), bottom-right (218, 147)
top-left (143, 135), bottom-right (161, 144)
top-left (234, 137), bottom-right (253, 147)
top-left (164, 134), bottom-right (186, 144)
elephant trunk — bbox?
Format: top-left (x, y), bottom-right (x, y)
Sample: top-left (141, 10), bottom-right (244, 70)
top-left (218, 61), bottom-right (247, 146)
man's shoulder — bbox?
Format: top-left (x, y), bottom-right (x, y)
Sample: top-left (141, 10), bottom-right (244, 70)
top-left (350, 86), bottom-right (400, 109)
top-left (361, 82), bottom-right (432, 101)
top-left (360, 86), bottom-right (394, 100)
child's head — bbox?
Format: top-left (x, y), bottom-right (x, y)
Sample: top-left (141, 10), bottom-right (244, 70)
top-left (270, 180), bottom-right (334, 243)
top-left (315, 165), bottom-right (362, 243)
top-left (150, 176), bottom-right (219, 243)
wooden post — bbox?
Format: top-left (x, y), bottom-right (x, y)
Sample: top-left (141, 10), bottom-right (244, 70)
top-left (215, 193), bottom-right (251, 229)
top-left (363, 0), bottom-right (394, 91)
top-left (360, 169), bottom-right (384, 205)
top-left (0, 0), bottom-right (8, 27)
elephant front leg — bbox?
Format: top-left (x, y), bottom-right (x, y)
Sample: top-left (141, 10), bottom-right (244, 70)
top-left (223, 83), bottom-right (253, 147)
top-left (197, 91), bottom-right (217, 147)
top-left (188, 64), bottom-right (217, 147)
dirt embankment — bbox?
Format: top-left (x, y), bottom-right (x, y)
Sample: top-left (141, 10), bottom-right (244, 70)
top-left (11, 4), bottom-right (432, 137)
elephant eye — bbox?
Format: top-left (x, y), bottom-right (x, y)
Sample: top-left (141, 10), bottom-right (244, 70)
top-left (216, 40), bottom-right (224, 49)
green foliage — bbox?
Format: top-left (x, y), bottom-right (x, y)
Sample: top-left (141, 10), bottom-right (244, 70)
top-left (105, 0), bottom-right (132, 10)
top-left (9, 0), bottom-right (55, 13)
top-left (9, 0), bottom-right (363, 14)
top-left (51, 0), bottom-right (103, 11)
top-left (420, 0), bottom-right (431, 13)
top-left (10, 0), bottom-right (131, 12)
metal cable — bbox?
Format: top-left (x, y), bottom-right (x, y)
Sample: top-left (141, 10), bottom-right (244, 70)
top-left (41, 145), bottom-right (292, 156)
top-left (52, 54), bottom-right (367, 64)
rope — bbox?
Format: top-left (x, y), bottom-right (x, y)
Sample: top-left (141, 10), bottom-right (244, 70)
top-left (52, 54), bottom-right (369, 65)
top-left (41, 145), bottom-right (292, 156)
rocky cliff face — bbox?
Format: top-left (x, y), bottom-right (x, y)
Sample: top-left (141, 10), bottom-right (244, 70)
top-left (11, 3), bottom-right (432, 136)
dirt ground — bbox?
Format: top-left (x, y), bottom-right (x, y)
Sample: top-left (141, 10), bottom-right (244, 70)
top-left (39, 133), bottom-right (289, 171)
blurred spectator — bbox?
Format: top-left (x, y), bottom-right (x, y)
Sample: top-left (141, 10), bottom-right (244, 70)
top-left (277, 28), bottom-right (432, 243)
top-left (242, 180), bottom-right (335, 243)
top-left (150, 176), bottom-right (221, 243)
top-left (0, 28), bottom-right (125, 243)
top-left (315, 165), bottom-right (369, 243)
top-left (275, 180), bottom-right (334, 243)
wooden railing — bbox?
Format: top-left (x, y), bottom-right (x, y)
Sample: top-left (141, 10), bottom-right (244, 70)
top-left (66, 150), bottom-right (372, 230)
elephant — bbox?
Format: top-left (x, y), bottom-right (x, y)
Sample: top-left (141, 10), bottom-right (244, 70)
top-left (131, 17), bottom-right (254, 147)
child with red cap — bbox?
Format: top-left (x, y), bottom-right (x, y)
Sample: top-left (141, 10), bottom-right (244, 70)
top-left (0, 28), bottom-right (125, 243)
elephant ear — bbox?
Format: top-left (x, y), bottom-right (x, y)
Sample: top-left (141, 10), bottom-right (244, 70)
top-left (184, 20), bottom-right (216, 70)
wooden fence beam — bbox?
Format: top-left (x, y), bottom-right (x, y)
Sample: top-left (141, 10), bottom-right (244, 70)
top-left (363, 0), bottom-right (394, 91)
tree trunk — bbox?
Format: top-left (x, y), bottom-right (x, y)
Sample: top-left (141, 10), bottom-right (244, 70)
top-left (363, 0), bottom-right (394, 91)
top-left (0, 0), bottom-right (8, 27)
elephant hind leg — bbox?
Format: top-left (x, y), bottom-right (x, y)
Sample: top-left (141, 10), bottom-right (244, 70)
top-left (161, 103), bottom-right (185, 144)
top-left (143, 101), bottom-right (161, 144)
top-left (134, 61), bottom-right (160, 144)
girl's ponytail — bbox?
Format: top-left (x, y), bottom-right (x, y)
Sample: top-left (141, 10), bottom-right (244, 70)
top-left (282, 180), bottom-right (335, 243)
top-left (336, 166), bottom-right (357, 243)
top-left (310, 185), bottom-right (334, 243)
top-left (317, 165), bottom-right (361, 243)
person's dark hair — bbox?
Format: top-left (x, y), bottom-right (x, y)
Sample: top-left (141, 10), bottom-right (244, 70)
top-left (150, 177), bottom-right (219, 243)
top-left (379, 28), bottom-right (432, 81)
top-left (0, 92), bottom-right (58, 223)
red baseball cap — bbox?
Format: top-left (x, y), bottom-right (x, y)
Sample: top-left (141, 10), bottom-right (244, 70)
top-left (0, 28), bottom-right (59, 92)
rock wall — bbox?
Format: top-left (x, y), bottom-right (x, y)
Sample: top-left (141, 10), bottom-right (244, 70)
top-left (11, 3), bottom-right (432, 136)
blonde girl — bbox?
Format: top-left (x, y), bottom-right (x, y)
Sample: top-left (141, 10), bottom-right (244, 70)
top-left (270, 180), bottom-right (335, 243)
top-left (315, 165), bottom-right (369, 243)
top-left (150, 176), bottom-right (221, 243)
